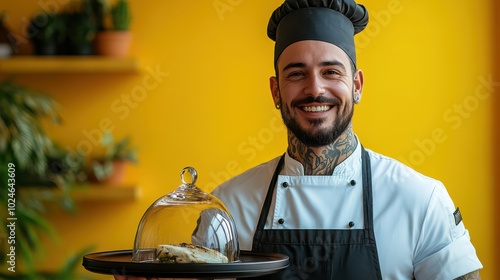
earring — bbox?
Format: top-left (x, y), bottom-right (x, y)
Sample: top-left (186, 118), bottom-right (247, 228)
top-left (353, 95), bottom-right (360, 104)
top-left (276, 103), bottom-right (281, 109)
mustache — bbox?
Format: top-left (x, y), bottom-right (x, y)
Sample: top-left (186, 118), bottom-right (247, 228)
top-left (291, 96), bottom-right (340, 107)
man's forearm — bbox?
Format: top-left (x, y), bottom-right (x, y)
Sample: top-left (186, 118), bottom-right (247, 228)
top-left (454, 270), bottom-right (480, 280)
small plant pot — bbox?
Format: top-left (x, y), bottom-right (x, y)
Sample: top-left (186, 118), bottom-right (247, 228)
top-left (94, 31), bottom-right (132, 57)
top-left (102, 160), bottom-right (128, 185)
top-left (89, 159), bottom-right (128, 186)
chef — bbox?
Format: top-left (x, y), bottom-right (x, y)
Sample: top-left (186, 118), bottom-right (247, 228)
top-left (212, 0), bottom-right (483, 279)
top-left (114, 0), bottom-right (482, 279)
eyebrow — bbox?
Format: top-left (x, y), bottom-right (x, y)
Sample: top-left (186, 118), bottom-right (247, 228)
top-left (282, 62), bottom-right (306, 73)
top-left (321, 60), bottom-right (347, 72)
top-left (281, 60), bottom-right (347, 73)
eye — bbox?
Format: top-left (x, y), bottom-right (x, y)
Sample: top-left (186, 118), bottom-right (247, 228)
top-left (286, 71), bottom-right (305, 80)
top-left (324, 69), bottom-right (341, 76)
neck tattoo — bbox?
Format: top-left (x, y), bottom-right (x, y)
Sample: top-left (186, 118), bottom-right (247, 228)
top-left (287, 129), bottom-right (357, 175)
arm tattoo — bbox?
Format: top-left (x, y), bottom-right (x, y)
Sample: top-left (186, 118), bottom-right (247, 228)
top-left (454, 270), bottom-right (480, 280)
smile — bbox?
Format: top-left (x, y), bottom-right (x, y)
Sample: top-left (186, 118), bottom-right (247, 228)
top-left (302, 105), bottom-right (331, 112)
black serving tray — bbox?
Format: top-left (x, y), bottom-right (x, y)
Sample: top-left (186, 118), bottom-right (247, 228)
top-left (82, 250), bottom-right (289, 279)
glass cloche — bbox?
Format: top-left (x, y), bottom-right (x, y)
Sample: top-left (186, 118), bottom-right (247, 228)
top-left (132, 167), bottom-right (239, 264)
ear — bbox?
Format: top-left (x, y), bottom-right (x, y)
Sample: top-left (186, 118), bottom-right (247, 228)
top-left (353, 69), bottom-right (364, 103)
top-left (270, 76), bottom-right (281, 107)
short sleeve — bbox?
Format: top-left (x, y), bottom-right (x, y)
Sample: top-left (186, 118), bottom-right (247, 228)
top-left (413, 183), bottom-right (482, 279)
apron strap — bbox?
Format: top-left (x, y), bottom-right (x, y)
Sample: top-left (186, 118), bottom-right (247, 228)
top-left (255, 154), bottom-right (285, 231)
top-left (361, 146), bottom-right (374, 230)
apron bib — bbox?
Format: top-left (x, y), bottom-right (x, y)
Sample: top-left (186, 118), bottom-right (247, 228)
top-left (249, 147), bottom-right (382, 280)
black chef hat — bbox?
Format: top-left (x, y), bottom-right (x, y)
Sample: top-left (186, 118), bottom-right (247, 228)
top-left (268, 0), bottom-right (369, 68)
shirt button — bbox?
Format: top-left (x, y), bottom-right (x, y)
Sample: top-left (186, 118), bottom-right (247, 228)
top-left (278, 218), bottom-right (285, 224)
top-left (281, 182), bottom-right (289, 188)
top-left (349, 180), bottom-right (356, 186)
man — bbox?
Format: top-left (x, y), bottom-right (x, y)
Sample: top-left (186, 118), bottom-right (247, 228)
top-left (212, 0), bottom-right (483, 279)
top-left (115, 0), bottom-right (482, 279)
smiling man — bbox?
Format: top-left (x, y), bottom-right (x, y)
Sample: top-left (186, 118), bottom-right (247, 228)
top-left (212, 0), bottom-right (483, 279)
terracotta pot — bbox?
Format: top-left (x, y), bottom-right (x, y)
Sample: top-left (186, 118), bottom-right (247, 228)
top-left (88, 159), bottom-right (128, 186)
top-left (94, 31), bottom-right (132, 57)
top-left (101, 160), bottom-right (128, 186)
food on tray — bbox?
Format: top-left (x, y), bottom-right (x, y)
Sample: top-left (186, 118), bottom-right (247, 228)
top-left (156, 243), bottom-right (228, 264)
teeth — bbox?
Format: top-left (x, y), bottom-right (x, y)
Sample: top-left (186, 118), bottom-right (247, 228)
top-left (303, 105), bottom-right (331, 112)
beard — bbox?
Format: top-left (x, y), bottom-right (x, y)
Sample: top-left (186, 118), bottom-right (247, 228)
top-left (281, 95), bottom-right (354, 147)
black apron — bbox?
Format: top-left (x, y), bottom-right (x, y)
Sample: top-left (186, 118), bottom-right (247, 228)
top-left (249, 147), bottom-right (383, 280)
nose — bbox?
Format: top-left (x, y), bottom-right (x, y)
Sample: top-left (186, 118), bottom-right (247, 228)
top-left (304, 73), bottom-right (326, 97)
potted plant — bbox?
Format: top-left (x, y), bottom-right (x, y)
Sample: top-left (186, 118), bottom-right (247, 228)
top-left (90, 131), bottom-right (138, 185)
top-left (63, 0), bottom-right (98, 55)
top-left (28, 11), bottom-right (66, 55)
top-left (0, 80), bottom-right (97, 277)
top-left (93, 0), bottom-right (132, 57)
top-left (0, 80), bottom-right (69, 273)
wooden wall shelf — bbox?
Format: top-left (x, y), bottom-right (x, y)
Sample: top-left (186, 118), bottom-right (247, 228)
top-left (0, 56), bottom-right (139, 74)
top-left (20, 185), bottom-right (142, 202)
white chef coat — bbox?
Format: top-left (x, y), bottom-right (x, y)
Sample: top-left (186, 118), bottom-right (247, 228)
top-left (213, 142), bottom-right (483, 279)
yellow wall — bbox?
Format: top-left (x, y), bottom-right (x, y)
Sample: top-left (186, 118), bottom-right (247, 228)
top-left (1, 0), bottom-right (497, 279)
top-left (494, 0), bottom-right (500, 277)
